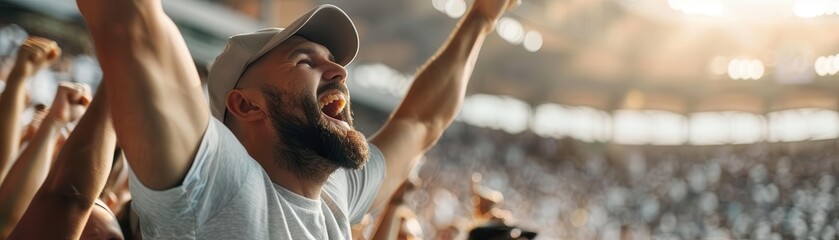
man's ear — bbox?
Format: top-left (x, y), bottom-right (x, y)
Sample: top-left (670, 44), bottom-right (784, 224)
top-left (226, 89), bottom-right (265, 122)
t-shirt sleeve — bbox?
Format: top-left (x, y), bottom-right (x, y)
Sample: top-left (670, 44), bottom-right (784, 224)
top-left (343, 143), bottom-right (386, 224)
top-left (128, 117), bottom-right (257, 238)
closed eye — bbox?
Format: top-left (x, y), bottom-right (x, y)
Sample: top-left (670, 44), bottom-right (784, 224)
top-left (297, 59), bottom-right (313, 67)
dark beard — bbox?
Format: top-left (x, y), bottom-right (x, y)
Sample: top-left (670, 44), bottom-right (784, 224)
top-left (262, 85), bottom-right (370, 182)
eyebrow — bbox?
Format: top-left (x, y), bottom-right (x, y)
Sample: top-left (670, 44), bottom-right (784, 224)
top-left (289, 47), bottom-right (335, 63)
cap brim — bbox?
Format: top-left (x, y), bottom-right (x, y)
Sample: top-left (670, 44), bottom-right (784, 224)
top-left (254, 4), bottom-right (358, 66)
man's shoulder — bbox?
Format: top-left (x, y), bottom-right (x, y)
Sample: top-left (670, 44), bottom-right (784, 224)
top-left (207, 117), bottom-right (234, 139)
top-left (205, 117), bottom-right (251, 153)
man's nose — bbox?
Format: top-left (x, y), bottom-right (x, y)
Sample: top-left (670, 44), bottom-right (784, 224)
top-left (322, 61), bottom-right (347, 84)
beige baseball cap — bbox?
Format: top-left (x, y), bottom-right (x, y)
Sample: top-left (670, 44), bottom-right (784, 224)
top-left (208, 4), bottom-right (359, 121)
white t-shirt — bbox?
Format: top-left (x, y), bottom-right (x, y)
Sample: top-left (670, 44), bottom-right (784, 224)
top-left (129, 117), bottom-right (386, 239)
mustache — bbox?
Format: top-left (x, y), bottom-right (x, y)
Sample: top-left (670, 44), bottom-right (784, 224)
top-left (317, 82), bottom-right (349, 97)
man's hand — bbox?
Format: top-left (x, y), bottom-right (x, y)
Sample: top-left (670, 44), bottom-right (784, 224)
top-left (468, 0), bottom-right (520, 28)
top-left (46, 82), bottom-right (91, 124)
top-left (9, 37), bottom-right (60, 81)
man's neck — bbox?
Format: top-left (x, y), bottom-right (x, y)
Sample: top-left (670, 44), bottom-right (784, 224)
top-left (236, 122), bottom-right (336, 199)
top-left (263, 164), bottom-right (328, 199)
top-left (248, 143), bottom-right (336, 199)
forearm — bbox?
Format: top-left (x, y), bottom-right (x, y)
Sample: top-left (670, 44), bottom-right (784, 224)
top-left (0, 116), bottom-right (62, 237)
top-left (13, 87), bottom-right (115, 239)
top-left (47, 87), bottom-right (114, 209)
top-left (0, 72), bottom-right (32, 184)
top-left (370, 0), bottom-right (512, 215)
top-left (393, 13), bottom-right (494, 135)
top-left (369, 13), bottom-right (496, 208)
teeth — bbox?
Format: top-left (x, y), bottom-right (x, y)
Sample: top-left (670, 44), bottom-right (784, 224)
top-left (318, 95), bottom-right (334, 109)
top-left (318, 93), bottom-right (346, 115)
top-left (335, 98), bottom-right (346, 113)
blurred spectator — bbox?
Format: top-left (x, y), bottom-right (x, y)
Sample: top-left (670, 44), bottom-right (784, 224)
top-left (18, 104), bottom-right (47, 148)
top-left (470, 173), bottom-right (504, 225)
top-left (0, 80), bottom-right (90, 238)
top-left (81, 200), bottom-right (124, 240)
top-left (352, 214), bottom-right (374, 240)
top-left (10, 83), bottom-right (119, 239)
top-left (433, 223), bottom-right (463, 240)
top-left (0, 31), bottom-right (91, 240)
top-left (372, 176), bottom-right (423, 240)
top-left (0, 36), bottom-right (60, 186)
top-left (100, 152), bottom-right (131, 217)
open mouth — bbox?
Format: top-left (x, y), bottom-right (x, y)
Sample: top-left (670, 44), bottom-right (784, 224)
top-left (318, 92), bottom-right (346, 122)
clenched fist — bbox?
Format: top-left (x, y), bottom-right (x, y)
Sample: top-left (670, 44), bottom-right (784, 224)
top-left (10, 37), bottom-right (61, 80)
top-left (46, 82), bottom-right (91, 124)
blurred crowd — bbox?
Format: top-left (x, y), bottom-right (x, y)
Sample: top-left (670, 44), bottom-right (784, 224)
top-left (391, 122), bottom-right (839, 240)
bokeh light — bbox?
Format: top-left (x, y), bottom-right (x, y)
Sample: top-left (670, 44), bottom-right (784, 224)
top-left (444, 0), bottom-right (466, 19)
top-left (497, 17), bottom-right (524, 45)
top-left (522, 31), bottom-right (543, 52)
top-left (726, 58), bottom-right (764, 80)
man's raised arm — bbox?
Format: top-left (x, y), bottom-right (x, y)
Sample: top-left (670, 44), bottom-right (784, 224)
top-left (77, 0), bottom-right (208, 189)
top-left (369, 0), bottom-right (516, 206)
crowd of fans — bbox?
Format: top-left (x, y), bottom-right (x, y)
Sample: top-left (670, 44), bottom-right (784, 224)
top-left (4, 22), bottom-right (839, 240)
top-left (393, 122), bottom-right (839, 239)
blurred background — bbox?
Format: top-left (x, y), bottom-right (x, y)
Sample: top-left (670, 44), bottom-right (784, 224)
top-left (4, 0), bottom-right (839, 239)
